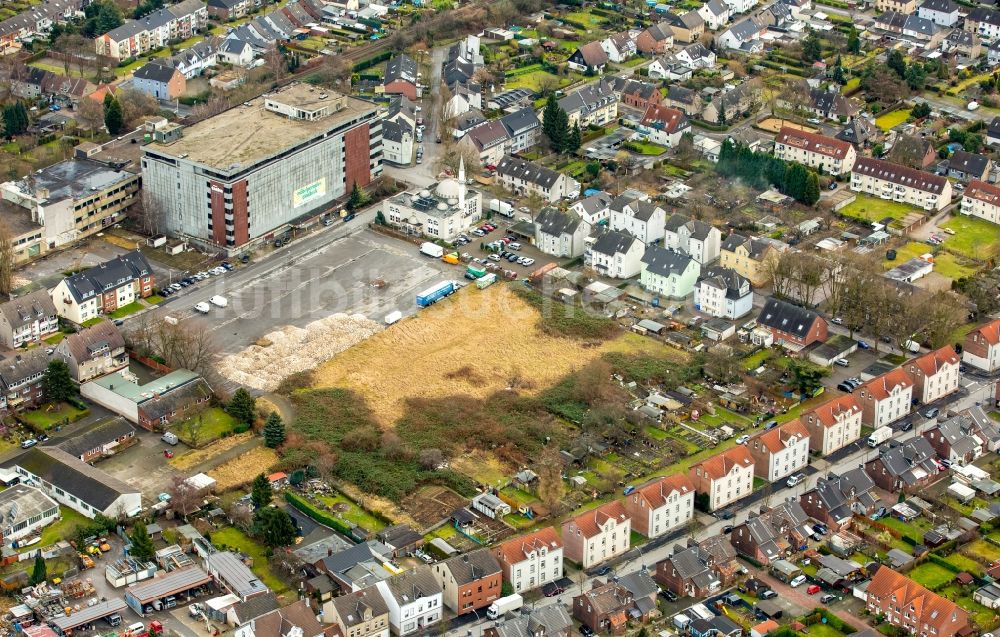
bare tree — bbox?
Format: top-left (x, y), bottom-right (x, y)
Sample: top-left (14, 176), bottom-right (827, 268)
top-left (264, 45), bottom-right (287, 82)
top-left (314, 55), bottom-right (352, 89)
top-left (190, 95), bottom-right (231, 123)
top-left (75, 97), bottom-right (105, 136)
top-left (0, 221), bottom-right (14, 298)
top-left (168, 476), bottom-right (202, 518)
top-left (118, 87), bottom-right (161, 126)
top-left (157, 321), bottom-right (218, 377)
top-left (134, 190), bottom-right (166, 237)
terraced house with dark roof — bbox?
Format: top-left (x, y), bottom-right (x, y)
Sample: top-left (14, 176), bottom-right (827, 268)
top-left (756, 298), bottom-right (827, 351)
top-left (54, 320), bottom-right (128, 383)
top-left (496, 156), bottom-right (580, 203)
top-left (0, 289), bottom-right (58, 349)
top-left (431, 549), bottom-right (502, 615)
top-left (50, 250), bottom-right (154, 324)
top-left (0, 348), bottom-right (48, 413)
top-left (850, 157), bottom-right (952, 211)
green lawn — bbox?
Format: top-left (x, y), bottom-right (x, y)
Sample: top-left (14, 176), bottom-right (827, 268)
top-left (43, 332), bottom-right (67, 345)
top-left (886, 242), bottom-right (979, 281)
top-left (629, 141), bottom-right (668, 155)
top-left (81, 317), bottom-right (105, 327)
top-left (146, 295), bottom-right (165, 305)
top-left (941, 215), bottom-right (1000, 260)
top-left (505, 70), bottom-right (576, 91)
top-left (108, 301), bottom-right (144, 319)
top-left (564, 10), bottom-right (606, 29)
top-left (876, 514), bottom-right (927, 541)
top-left (966, 539), bottom-right (1000, 562)
top-left (943, 552), bottom-right (983, 576)
top-left (875, 108), bottom-right (912, 131)
top-left (174, 407), bottom-right (238, 446)
top-left (210, 527), bottom-right (291, 597)
top-left (24, 507), bottom-right (91, 552)
top-left (645, 425), bottom-right (669, 440)
top-left (909, 562), bottom-right (954, 589)
top-left (19, 402), bottom-right (90, 430)
top-left (315, 493), bottom-right (388, 532)
top-left (806, 623), bottom-right (847, 637)
top-left (744, 349), bottom-right (772, 371)
top-left (841, 194), bottom-right (921, 222)
top-left (841, 77), bottom-right (861, 94)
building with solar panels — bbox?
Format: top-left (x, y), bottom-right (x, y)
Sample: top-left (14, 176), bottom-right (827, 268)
top-left (381, 160), bottom-right (482, 241)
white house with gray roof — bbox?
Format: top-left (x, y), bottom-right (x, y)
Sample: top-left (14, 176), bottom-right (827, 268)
top-left (694, 266), bottom-right (752, 319)
top-left (558, 83), bottom-right (618, 128)
top-left (381, 120), bottom-right (413, 166)
top-left (918, 0), bottom-right (959, 26)
top-left (570, 191), bottom-right (613, 226)
top-left (0, 289), bottom-right (58, 350)
top-left (698, 0), bottom-right (731, 30)
top-left (716, 18), bottom-right (764, 52)
top-left (375, 566), bottom-right (443, 636)
top-left (50, 250), bottom-right (154, 325)
top-left (609, 196), bottom-right (666, 244)
top-left (663, 214), bottom-right (721, 264)
top-left (499, 108), bottom-right (541, 154)
top-left (534, 209), bottom-right (590, 257)
top-left (495, 156), bottom-right (580, 203)
top-left (586, 230), bottom-right (645, 279)
top-left (640, 245), bottom-right (700, 299)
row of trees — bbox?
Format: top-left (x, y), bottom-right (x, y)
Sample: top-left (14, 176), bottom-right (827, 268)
top-left (541, 96), bottom-right (581, 155)
top-left (3, 102), bottom-right (29, 138)
top-left (716, 139), bottom-right (820, 205)
top-left (766, 250), bottom-right (967, 351)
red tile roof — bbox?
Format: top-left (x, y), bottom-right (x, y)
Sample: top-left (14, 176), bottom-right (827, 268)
top-left (752, 418), bottom-right (809, 453)
top-left (804, 394), bottom-right (862, 428)
top-left (775, 127), bottom-right (852, 160)
top-left (691, 445), bottom-right (754, 480)
top-left (967, 317), bottom-right (1000, 346)
top-left (641, 103), bottom-right (688, 133)
top-left (565, 500), bottom-right (629, 538)
top-left (494, 527), bottom-right (563, 566)
top-left (963, 179), bottom-right (1000, 206)
top-left (860, 367), bottom-right (914, 401)
top-left (866, 568), bottom-right (968, 633)
top-left (907, 346), bottom-right (959, 377)
top-left (634, 474), bottom-right (695, 508)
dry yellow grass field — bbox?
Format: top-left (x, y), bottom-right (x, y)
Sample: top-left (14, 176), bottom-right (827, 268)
top-left (169, 432), bottom-right (254, 471)
top-left (208, 447), bottom-right (279, 491)
top-left (312, 285), bottom-right (679, 425)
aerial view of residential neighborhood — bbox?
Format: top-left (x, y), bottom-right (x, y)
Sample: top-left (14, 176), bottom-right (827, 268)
top-left (3, 0), bottom-right (1000, 636)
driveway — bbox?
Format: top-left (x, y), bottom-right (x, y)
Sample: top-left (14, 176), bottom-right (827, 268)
top-left (754, 571), bottom-right (867, 631)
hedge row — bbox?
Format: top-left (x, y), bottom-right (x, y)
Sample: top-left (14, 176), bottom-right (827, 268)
top-left (758, 60), bottom-right (808, 76)
top-left (353, 50), bottom-right (391, 72)
top-left (284, 492), bottom-right (354, 537)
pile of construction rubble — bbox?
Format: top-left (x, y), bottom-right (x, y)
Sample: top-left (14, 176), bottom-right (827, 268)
top-left (218, 313), bottom-right (381, 391)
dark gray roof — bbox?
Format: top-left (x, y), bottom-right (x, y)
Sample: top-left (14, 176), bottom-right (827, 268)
top-left (230, 593), bottom-right (281, 624)
top-left (591, 230), bottom-right (641, 257)
top-left (377, 524), bottom-right (423, 549)
top-left (617, 571), bottom-right (658, 599)
top-left (559, 82), bottom-right (615, 115)
top-left (968, 7), bottom-right (1000, 26)
top-left (54, 417), bottom-right (134, 459)
top-left (757, 298), bottom-right (821, 338)
top-left (667, 85), bottom-right (698, 105)
top-left (331, 587), bottom-right (389, 627)
top-left (207, 551), bottom-right (269, 599)
top-left (497, 156), bottom-right (561, 188)
top-left (903, 14), bottom-right (939, 36)
top-left (535, 209), bottom-right (583, 237)
top-left (57, 320), bottom-right (126, 364)
top-left (439, 549), bottom-right (501, 585)
top-left (641, 244), bottom-right (695, 278)
top-left (0, 348), bottom-right (48, 387)
top-left (0, 289), bottom-right (56, 331)
top-left (499, 107), bottom-right (540, 137)
top-left (612, 197), bottom-right (662, 223)
top-left (492, 606), bottom-right (572, 637)
top-left (321, 541), bottom-right (393, 577)
top-left (837, 117), bottom-right (878, 145)
top-left (875, 11), bottom-right (907, 30)
top-left (134, 61), bottom-right (179, 83)
top-left (949, 150), bottom-right (990, 176)
top-left (384, 54), bottom-right (417, 84)
top-left (443, 59), bottom-right (475, 86)
top-left (60, 250), bottom-right (153, 304)
top-left (3, 446), bottom-right (138, 510)
top-left (382, 565), bottom-right (442, 604)
top-left (810, 88), bottom-right (857, 118)
top-left (575, 192), bottom-right (612, 216)
top-left (699, 266), bottom-right (750, 299)
top-left (726, 17), bottom-right (761, 41)
top-left (873, 437), bottom-right (939, 484)
top-left (381, 119), bottom-right (409, 143)
top-left (139, 377), bottom-right (214, 421)
top-left (919, 0), bottom-right (957, 12)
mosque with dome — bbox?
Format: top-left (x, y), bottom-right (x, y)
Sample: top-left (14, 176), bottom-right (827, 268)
top-left (381, 159), bottom-right (483, 240)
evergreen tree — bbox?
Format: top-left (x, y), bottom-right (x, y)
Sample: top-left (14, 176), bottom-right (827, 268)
top-left (3, 102), bottom-right (29, 137)
top-left (129, 521), bottom-right (156, 561)
top-left (784, 163), bottom-right (808, 201)
top-left (565, 123), bottom-right (582, 155)
top-left (905, 64), bottom-right (927, 90)
top-left (45, 360), bottom-right (75, 403)
top-left (30, 554), bottom-right (46, 585)
top-left (251, 473), bottom-right (273, 510)
top-left (103, 93), bottom-right (124, 134)
top-left (226, 388), bottom-right (256, 425)
top-left (847, 26), bottom-right (860, 54)
top-left (253, 506), bottom-right (296, 547)
top-left (887, 50), bottom-right (906, 78)
top-left (263, 412), bottom-right (286, 448)
top-left (802, 30), bottom-right (822, 63)
top-left (542, 95), bottom-right (567, 152)
top-left (803, 172), bottom-right (820, 206)
top-left (832, 57), bottom-right (846, 85)
top-left (347, 181), bottom-right (366, 211)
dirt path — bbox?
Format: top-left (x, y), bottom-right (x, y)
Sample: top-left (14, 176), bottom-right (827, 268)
top-left (188, 436), bottom-right (261, 476)
top-left (261, 392), bottom-right (296, 423)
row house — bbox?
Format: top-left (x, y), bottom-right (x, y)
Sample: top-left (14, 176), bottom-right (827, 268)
top-left (702, 80), bottom-right (761, 124)
top-left (95, 0), bottom-right (207, 59)
top-left (0, 0), bottom-right (85, 55)
top-left (963, 317), bottom-right (1000, 373)
top-left (500, 108), bottom-right (541, 155)
top-left (206, 0), bottom-right (252, 20)
top-left (56, 417), bottom-right (136, 464)
top-left (865, 437), bottom-right (939, 493)
top-left (561, 501), bottom-right (631, 569)
top-left (50, 250), bottom-right (155, 325)
top-left (570, 192), bottom-right (613, 226)
top-left (609, 195), bottom-right (666, 244)
top-left (375, 566), bottom-right (443, 636)
top-left (698, 0), bottom-right (731, 30)
top-left (663, 10), bottom-right (705, 43)
top-left (611, 78), bottom-right (663, 111)
top-left (941, 30), bottom-right (981, 59)
top-left (586, 230), bottom-right (645, 280)
top-left (534, 209), bottom-right (590, 258)
top-left (718, 233), bottom-right (778, 287)
top-left (493, 527), bottom-right (563, 594)
top-left (326, 586), bottom-right (390, 637)
top-left (635, 22), bottom-right (674, 54)
top-left (573, 582), bottom-right (634, 636)
top-left (716, 18), bottom-right (765, 53)
top-left (54, 321), bottom-right (128, 383)
top-left (729, 502), bottom-right (812, 565)
top-left (638, 103), bottom-right (690, 149)
top-left (664, 215), bottom-right (721, 265)
top-left (799, 468), bottom-right (880, 530)
top-left (694, 267), bottom-right (752, 320)
top-left (903, 346), bottom-right (960, 404)
top-left (876, 0), bottom-right (916, 12)
top-left (756, 298), bottom-right (828, 351)
top-left (639, 245), bottom-right (700, 300)
top-left (663, 86), bottom-right (703, 116)
top-left (430, 549), bottom-right (502, 616)
top-left (946, 150), bottom-right (991, 183)
top-left (688, 445), bottom-right (754, 512)
top-left (966, 7), bottom-right (1000, 40)
top-left (865, 566), bottom-right (968, 637)
top-left (0, 349), bottom-right (48, 413)
top-left (485, 607), bottom-right (572, 637)
top-left (960, 179), bottom-right (1000, 225)
top-left (746, 418), bottom-right (810, 482)
top-left (495, 156), bottom-right (579, 203)
top-left (773, 128), bottom-right (856, 176)
top-left (601, 32), bottom-right (637, 63)
top-left (850, 157), bottom-right (952, 212)
top-left (917, 0), bottom-right (959, 25)
top-left (461, 121), bottom-right (510, 167)
top-left (622, 475), bottom-right (696, 539)
top-left (924, 408), bottom-right (1000, 465)
top-left (801, 394), bottom-right (864, 456)
top-left (655, 541), bottom-right (727, 599)
top-left (855, 368), bottom-right (914, 428)
top-left (383, 54), bottom-right (418, 101)
top-left (0, 289), bottom-right (58, 350)
top-left (558, 83), bottom-right (618, 129)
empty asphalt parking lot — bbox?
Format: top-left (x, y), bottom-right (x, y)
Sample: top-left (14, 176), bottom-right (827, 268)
top-left (150, 228), bottom-right (453, 354)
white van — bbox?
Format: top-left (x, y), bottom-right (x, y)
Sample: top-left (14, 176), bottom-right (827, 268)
top-left (210, 295), bottom-right (228, 308)
top-left (194, 302), bottom-right (210, 313)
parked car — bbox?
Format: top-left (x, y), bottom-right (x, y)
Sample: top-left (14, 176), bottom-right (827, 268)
top-left (786, 473), bottom-right (806, 487)
top-left (759, 590), bottom-right (778, 600)
top-left (820, 594), bottom-right (837, 604)
top-left (922, 407), bottom-right (939, 419)
top-left (790, 575), bottom-right (808, 587)
top-left (812, 523), bottom-right (828, 535)
top-left (858, 340), bottom-right (871, 350)
top-left (722, 525), bottom-right (734, 534)
top-left (899, 420), bottom-right (913, 432)
top-left (807, 585), bottom-right (821, 595)
top-left (736, 435), bottom-right (750, 445)
top-left (658, 590), bottom-right (678, 602)
top-left (580, 627), bottom-right (595, 637)
top-left (834, 358), bottom-right (850, 367)
top-left (20, 439), bottom-right (37, 449)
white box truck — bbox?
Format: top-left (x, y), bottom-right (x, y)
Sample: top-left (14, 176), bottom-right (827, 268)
top-left (489, 198), bottom-right (515, 218)
top-left (420, 242), bottom-right (444, 258)
top-left (487, 594), bottom-right (522, 619)
top-left (385, 310), bottom-right (403, 325)
top-left (867, 425), bottom-right (893, 448)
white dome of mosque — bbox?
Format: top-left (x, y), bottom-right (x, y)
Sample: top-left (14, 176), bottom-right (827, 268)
top-left (435, 178), bottom-right (463, 199)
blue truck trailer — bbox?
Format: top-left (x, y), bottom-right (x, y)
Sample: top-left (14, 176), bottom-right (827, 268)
top-left (416, 281), bottom-right (456, 307)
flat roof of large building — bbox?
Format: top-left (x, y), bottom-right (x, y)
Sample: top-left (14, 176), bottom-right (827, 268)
top-left (50, 599), bottom-right (128, 631)
top-left (145, 84), bottom-right (376, 170)
top-left (87, 369), bottom-right (202, 404)
top-left (126, 566), bottom-right (212, 603)
top-left (2, 159), bottom-right (137, 205)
